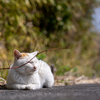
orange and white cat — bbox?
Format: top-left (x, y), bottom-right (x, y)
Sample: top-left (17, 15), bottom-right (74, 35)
top-left (6, 50), bottom-right (54, 90)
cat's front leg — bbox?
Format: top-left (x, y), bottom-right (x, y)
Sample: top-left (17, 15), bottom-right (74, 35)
top-left (7, 84), bottom-right (27, 90)
top-left (26, 84), bottom-right (41, 90)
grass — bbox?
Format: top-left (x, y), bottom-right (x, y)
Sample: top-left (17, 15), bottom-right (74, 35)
top-left (0, 61), bottom-right (9, 79)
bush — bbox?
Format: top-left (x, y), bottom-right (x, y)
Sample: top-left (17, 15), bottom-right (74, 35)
top-left (0, 0), bottom-right (98, 78)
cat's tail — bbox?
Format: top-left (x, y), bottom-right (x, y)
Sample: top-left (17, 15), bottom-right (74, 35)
top-left (50, 64), bottom-right (57, 75)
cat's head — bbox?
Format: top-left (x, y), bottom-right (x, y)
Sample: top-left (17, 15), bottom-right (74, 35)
top-left (13, 49), bottom-right (39, 75)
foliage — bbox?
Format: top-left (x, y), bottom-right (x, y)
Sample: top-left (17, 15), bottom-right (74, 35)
top-left (0, 0), bottom-right (98, 78)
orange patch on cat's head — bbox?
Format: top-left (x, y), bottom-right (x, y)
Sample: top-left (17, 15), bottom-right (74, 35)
top-left (21, 53), bottom-right (29, 57)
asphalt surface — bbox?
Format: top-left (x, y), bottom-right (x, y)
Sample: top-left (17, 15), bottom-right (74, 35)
top-left (0, 84), bottom-right (100, 100)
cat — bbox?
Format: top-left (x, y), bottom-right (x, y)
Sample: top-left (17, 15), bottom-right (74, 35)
top-left (6, 49), bottom-right (54, 90)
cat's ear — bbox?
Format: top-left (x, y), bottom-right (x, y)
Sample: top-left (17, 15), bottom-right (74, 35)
top-left (14, 49), bottom-right (22, 59)
top-left (31, 51), bottom-right (38, 56)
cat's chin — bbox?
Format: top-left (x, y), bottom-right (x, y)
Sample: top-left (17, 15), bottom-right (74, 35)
top-left (26, 70), bottom-right (37, 75)
top-left (23, 72), bottom-right (34, 75)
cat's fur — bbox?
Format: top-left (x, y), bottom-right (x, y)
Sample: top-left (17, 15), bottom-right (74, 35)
top-left (6, 50), bottom-right (54, 90)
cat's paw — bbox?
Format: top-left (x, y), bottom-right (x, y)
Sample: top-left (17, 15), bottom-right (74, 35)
top-left (18, 85), bottom-right (27, 90)
top-left (26, 84), bottom-right (34, 90)
top-left (26, 84), bottom-right (40, 90)
top-left (7, 84), bottom-right (27, 90)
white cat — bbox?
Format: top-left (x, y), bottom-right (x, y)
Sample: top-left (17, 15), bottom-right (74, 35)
top-left (6, 49), bottom-right (54, 90)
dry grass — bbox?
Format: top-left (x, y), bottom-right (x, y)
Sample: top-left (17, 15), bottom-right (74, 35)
top-left (54, 75), bottom-right (100, 86)
top-left (0, 77), bottom-right (6, 85)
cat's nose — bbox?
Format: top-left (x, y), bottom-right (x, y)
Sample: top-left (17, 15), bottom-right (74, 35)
top-left (33, 66), bottom-right (36, 69)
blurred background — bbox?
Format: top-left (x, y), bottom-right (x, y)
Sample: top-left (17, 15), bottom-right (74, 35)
top-left (0, 0), bottom-right (100, 79)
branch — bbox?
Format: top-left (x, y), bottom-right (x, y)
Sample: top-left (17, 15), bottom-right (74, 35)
top-left (0, 47), bottom-right (68, 70)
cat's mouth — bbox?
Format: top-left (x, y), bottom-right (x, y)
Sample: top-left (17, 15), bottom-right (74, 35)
top-left (32, 69), bottom-right (36, 71)
top-left (25, 67), bottom-right (37, 73)
top-left (31, 68), bottom-right (37, 72)
top-left (26, 69), bottom-right (36, 74)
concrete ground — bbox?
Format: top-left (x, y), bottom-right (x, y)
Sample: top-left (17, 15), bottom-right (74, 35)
top-left (0, 84), bottom-right (100, 100)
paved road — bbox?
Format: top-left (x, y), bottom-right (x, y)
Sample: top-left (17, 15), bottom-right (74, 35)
top-left (0, 84), bottom-right (100, 100)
